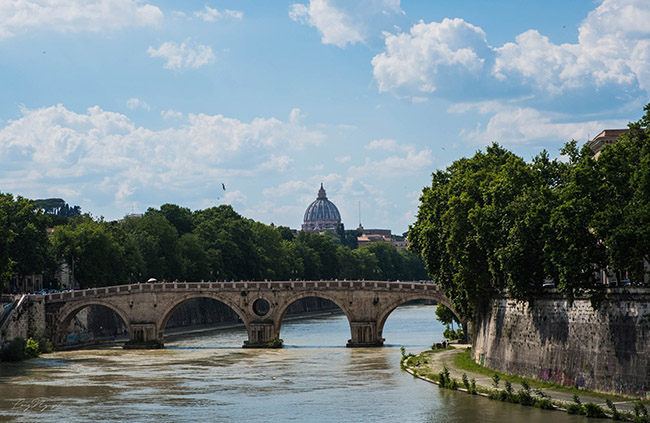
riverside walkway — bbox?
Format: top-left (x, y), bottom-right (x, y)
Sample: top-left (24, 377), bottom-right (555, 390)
top-left (404, 346), bottom-right (643, 416)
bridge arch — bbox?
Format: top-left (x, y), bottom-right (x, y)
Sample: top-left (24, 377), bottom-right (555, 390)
top-left (273, 291), bottom-right (352, 335)
top-left (157, 293), bottom-right (251, 341)
top-left (375, 292), bottom-right (460, 345)
top-left (55, 299), bottom-right (131, 344)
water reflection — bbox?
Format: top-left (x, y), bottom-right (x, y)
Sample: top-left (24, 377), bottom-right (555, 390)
top-left (0, 305), bottom-right (609, 422)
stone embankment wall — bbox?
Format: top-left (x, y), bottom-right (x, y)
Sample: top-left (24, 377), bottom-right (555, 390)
top-left (1, 296), bottom-right (45, 341)
top-left (473, 289), bottom-right (650, 398)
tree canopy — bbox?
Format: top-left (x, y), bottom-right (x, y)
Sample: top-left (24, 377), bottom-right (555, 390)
top-left (0, 200), bottom-right (427, 291)
top-left (409, 103), bottom-right (650, 320)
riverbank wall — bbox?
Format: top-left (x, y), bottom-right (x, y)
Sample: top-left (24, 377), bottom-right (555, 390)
top-left (472, 289), bottom-right (650, 398)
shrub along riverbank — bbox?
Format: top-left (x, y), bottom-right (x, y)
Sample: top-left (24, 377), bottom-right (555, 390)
top-left (402, 347), bottom-right (650, 421)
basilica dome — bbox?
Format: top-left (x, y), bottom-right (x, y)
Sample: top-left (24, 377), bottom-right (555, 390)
top-left (302, 184), bottom-right (341, 232)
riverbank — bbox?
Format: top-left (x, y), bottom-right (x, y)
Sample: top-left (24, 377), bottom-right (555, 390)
top-left (403, 346), bottom-right (649, 420)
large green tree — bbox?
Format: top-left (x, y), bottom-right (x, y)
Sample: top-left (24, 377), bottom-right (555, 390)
top-left (593, 106), bottom-right (650, 283)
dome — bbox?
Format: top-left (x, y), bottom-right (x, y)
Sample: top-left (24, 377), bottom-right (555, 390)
top-left (302, 184), bottom-right (341, 232)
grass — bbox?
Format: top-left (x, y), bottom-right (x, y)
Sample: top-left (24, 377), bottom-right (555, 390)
top-left (452, 349), bottom-right (634, 402)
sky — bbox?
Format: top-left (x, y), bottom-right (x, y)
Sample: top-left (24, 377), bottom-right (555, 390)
top-left (1, 0), bottom-right (649, 235)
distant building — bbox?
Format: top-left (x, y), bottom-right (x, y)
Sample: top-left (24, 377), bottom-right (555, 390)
top-left (356, 227), bottom-right (408, 250)
top-left (586, 129), bottom-right (629, 159)
top-left (302, 184), bottom-right (342, 233)
top-left (9, 274), bottom-right (43, 293)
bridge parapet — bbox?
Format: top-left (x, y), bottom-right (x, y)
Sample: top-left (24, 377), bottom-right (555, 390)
top-left (46, 281), bottom-right (443, 302)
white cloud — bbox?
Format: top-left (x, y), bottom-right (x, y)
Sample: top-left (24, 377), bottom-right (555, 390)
top-left (494, 0), bottom-right (650, 94)
top-left (372, 18), bottom-right (491, 95)
top-left (161, 109), bottom-right (183, 120)
top-left (222, 190), bottom-right (247, 205)
top-left (126, 98), bottom-right (150, 111)
top-left (365, 138), bottom-right (402, 151)
top-left (262, 180), bottom-right (313, 197)
top-left (289, 0), bottom-right (403, 48)
top-left (258, 154), bottom-right (294, 172)
top-left (335, 155), bottom-right (351, 163)
top-left (456, 105), bottom-right (628, 145)
top-left (0, 0), bottom-right (162, 39)
top-left (194, 5), bottom-right (243, 22)
top-left (349, 147), bottom-right (434, 177)
top-left (0, 104), bottom-right (324, 211)
top-left (147, 40), bottom-right (216, 71)
top-left (373, 0), bottom-right (650, 101)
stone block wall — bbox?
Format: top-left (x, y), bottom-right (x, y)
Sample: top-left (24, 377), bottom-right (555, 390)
top-left (2, 296), bottom-right (46, 341)
top-left (472, 289), bottom-right (650, 398)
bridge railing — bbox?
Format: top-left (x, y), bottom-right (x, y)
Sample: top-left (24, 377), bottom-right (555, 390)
top-left (44, 280), bottom-right (439, 301)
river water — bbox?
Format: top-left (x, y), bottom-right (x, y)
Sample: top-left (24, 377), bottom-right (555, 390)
top-left (0, 305), bottom-right (606, 422)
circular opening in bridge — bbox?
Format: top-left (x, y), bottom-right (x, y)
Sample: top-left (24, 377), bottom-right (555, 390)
top-left (252, 298), bottom-right (270, 316)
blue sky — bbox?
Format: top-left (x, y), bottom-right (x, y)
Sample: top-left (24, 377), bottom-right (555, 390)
top-left (1, 0), bottom-right (649, 234)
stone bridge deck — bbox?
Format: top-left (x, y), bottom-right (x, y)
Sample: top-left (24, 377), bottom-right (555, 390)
top-left (44, 280), bottom-right (454, 349)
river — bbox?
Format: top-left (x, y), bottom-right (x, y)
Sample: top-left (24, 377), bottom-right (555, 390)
top-left (0, 304), bottom-right (607, 422)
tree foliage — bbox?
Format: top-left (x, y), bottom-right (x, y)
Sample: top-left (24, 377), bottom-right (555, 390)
top-left (409, 104), bottom-right (650, 320)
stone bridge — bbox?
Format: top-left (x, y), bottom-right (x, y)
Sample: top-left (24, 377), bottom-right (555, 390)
top-left (44, 280), bottom-right (456, 348)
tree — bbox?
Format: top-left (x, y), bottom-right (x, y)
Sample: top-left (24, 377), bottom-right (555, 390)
top-left (593, 106), bottom-right (650, 284)
top-left (51, 217), bottom-right (124, 288)
top-left (409, 144), bottom-right (535, 319)
top-left (120, 210), bottom-right (181, 281)
top-left (435, 304), bottom-right (459, 331)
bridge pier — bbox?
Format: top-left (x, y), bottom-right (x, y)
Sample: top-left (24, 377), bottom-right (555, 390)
top-left (346, 321), bottom-right (384, 347)
top-left (124, 323), bottom-right (163, 349)
top-left (243, 321), bottom-right (282, 348)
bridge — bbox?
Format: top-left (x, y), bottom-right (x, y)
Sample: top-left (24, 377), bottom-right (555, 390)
top-left (44, 280), bottom-right (456, 348)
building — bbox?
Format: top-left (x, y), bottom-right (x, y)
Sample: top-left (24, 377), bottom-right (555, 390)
top-left (302, 184), bottom-right (342, 233)
top-left (8, 274), bottom-right (43, 293)
top-left (586, 129), bottom-right (629, 158)
top-left (356, 227), bottom-right (408, 250)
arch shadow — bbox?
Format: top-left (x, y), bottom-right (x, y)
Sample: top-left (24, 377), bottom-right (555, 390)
top-left (55, 299), bottom-right (131, 345)
top-left (157, 294), bottom-right (250, 342)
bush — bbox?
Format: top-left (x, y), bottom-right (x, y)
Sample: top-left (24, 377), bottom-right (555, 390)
top-left (0, 338), bottom-right (26, 361)
top-left (566, 403), bottom-right (584, 415)
top-left (438, 371), bottom-right (447, 387)
top-left (505, 380), bottom-right (513, 395)
top-left (567, 394), bottom-right (584, 415)
top-left (584, 403), bottom-right (606, 418)
top-left (517, 389), bottom-right (534, 406)
top-left (30, 327), bottom-right (54, 354)
top-left (635, 402), bottom-right (648, 418)
top-left (449, 378), bottom-right (458, 390)
top-left (24, 338), bottom-right (40, 358)
top-left (443, 326), bottom-right (458, 340)
top-left (535, 398), bottom-right (554, 410)
top-left (492, 373), bottom-right (500, 388)
top-left (455, 329), bottom-right (464, 340)
top-left (470, 378), bottom-right (476, 395)
top-left (606, 398), bottom-right (621, 420)
top-left (462, 373), bottom-right (470, 391)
